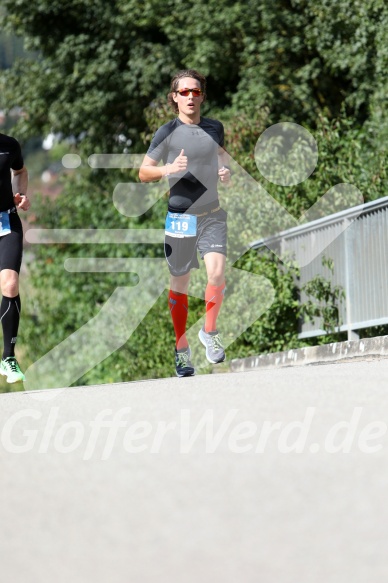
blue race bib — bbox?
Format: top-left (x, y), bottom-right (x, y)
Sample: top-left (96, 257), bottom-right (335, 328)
top-left (165, 212), bottom-right (197, 238)
top-left (0, 212), bottom-right (11, 237)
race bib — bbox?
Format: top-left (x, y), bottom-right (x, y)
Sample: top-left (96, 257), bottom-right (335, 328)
top-left (165, 212), bottom-right (197, 238)
top-left (0, 212), bottom-right (11, 237)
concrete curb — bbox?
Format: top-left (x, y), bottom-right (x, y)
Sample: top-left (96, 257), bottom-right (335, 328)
top-left (229, 335), bottom-right (388, 372)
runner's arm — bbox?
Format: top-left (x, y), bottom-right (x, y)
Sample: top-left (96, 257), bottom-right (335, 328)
top-left (139, 149), bottom-right (187, 182)
top-left (12, 165), bottom-right (28, 194)
top-left (12, 166), bottom-right (31, 210)
top-left (139, 155), bottom-right (168, 182)
top-left (218, 148), bottom-right (231, 183)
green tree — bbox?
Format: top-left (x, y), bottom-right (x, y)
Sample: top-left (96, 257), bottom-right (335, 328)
top-left (2, 0), bottom-right (387, 145)
top-left (0, 0), bottom-right (386, 389)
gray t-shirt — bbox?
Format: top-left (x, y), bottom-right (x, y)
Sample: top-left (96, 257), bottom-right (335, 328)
top-left (147, 116), bottom-right (224, 213)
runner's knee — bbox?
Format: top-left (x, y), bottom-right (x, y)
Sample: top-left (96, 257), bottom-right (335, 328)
top-left (205, 262), bottom-right (225, 286)
top-left (1, 273), bottom-right (19, 297)
top-left (207, 273), bottom-right (224, 286)
top-left (170, 273), bottom-right (190, 294)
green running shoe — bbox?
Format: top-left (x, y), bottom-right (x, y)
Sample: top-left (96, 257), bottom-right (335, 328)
top-left (0, 357), bottom-right (25, 383)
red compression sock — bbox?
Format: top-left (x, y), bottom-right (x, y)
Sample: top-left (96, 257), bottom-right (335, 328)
top-left (204, 282), bottom-right (225, 333)
top-left (168, 290), bottom-right (189, 350)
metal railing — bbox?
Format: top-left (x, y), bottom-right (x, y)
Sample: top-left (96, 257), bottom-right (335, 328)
top-left (251, 196), bottom-right (388, 341)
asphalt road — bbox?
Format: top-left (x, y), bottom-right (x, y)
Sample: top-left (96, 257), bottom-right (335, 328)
top-left (1, 359), bottom-right (388, 583)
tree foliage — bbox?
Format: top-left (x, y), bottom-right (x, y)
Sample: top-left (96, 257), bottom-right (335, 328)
top-left (0, 0), bottom-right (387, 389)
top-left (2, 0), bottom-right (387, 146)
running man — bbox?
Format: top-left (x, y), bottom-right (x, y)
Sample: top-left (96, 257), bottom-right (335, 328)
top-left (139, 69), bottom-right (231, 377)
top-left (0, 132), bottom-right (30, 383)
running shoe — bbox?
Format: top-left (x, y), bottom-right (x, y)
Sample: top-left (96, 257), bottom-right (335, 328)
top-left (198, 328), bottom-right (226, 364)
top-left (175, 346), bottom-right (195, 377)
top-left (0, 357), bottom-right (25, 383)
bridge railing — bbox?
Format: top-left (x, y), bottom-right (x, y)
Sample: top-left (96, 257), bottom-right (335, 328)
top-left (251, 196), bottom-right (388, 341)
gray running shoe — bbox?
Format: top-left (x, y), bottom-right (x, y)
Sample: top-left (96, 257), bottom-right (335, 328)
top-left (198, 328), bottom-right (226, 364)
top-left (175, 346), bottom-right (195, 377)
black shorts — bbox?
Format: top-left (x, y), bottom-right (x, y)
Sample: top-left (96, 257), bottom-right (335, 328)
top-left (0, 212), bottom-right (23, 273)
top-left (164, 207), bottom-right (227, 277)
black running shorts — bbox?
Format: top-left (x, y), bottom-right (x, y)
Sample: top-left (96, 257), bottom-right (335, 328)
top-left (164, 207), bottom-right (227, 277)
top-left (0, 212), bottom-right (23, 273)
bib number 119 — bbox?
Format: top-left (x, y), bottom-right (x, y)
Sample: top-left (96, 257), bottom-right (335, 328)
top-left (165, 212), bottom-right (197, 238)
top-left (171, 220), bottom-right (188, 232)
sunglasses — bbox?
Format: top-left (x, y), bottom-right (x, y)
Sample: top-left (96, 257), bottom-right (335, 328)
top-left (175, 88), bottom-right (203, 97)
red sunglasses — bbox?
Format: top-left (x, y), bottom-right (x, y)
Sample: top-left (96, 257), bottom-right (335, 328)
top-left (175, 88), bottom-right (203, 97)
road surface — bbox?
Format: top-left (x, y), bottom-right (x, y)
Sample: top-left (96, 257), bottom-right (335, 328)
top-left (1, 359), bottom-right (388, 582)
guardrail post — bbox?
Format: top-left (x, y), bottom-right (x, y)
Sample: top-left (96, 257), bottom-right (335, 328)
top-left (344, 218), bottom-right (359, 341)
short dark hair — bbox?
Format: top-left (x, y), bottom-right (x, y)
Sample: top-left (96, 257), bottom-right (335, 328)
top-left (167, 69), bottom-right (207, 113)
